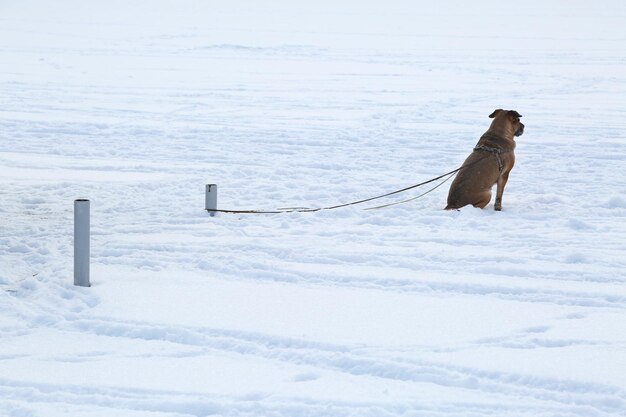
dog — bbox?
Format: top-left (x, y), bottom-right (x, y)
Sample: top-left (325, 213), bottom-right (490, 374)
top-left (445, 109), bottom-right (524, 211)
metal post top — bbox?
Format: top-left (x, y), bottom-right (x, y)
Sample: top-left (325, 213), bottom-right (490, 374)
top-left (75, 198), bottom-right (90, 202)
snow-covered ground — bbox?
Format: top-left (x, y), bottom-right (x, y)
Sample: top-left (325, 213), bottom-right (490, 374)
top-left (1, 1), bottom-right (626, 416)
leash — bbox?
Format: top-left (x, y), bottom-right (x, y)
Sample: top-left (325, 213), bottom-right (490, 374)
top-left (364, 171), bottom-right (457, 211)
top-left (206, 157), bottom-right (489, 215)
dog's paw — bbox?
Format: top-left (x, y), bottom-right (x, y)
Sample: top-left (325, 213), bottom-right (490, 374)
top-left (494, 205), bottom-right (502, 211)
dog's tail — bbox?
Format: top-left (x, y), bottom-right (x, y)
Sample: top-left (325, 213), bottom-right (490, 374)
top-left (444, 199), bottom-right (462, 210)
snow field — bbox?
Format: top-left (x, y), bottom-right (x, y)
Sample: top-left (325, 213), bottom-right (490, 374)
top-left (1, 1), bottom-right (626, 416)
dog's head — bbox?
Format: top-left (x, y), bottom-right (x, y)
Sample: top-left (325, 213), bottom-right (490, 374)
top-left (489, 109), bottom-right (524, 137)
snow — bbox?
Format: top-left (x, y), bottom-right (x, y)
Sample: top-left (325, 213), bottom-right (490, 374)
top-left (1, 0), bottom-right (626, 416)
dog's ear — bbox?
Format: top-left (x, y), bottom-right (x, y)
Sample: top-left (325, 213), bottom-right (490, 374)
top-left (509, 110), bottom-right (522, 118)
top-left (489, 109), bottom-right (503, 118)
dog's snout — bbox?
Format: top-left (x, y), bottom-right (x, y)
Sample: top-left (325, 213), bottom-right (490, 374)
top-left (515, 122), bottom-right (525, 137)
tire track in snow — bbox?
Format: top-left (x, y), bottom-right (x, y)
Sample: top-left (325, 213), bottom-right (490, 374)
top-left (87, 235), bottom-right (626, 310)
top-left (60, 315), bottom-right (626, 416)
top-left (0, 376), bottom-right (597, 417)
top-left (226, 261), bottom-right (626, 309)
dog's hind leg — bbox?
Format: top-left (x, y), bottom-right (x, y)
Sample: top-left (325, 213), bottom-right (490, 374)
top-left (494, 171), bottom-right (510, 211)
top-left (472, 191), bottom-right (492, 209)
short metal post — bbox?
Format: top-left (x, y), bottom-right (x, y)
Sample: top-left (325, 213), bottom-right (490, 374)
top-left (74, 199), bottom-right (90, 287)
top-left (205, 184), bottom-right (217, 216)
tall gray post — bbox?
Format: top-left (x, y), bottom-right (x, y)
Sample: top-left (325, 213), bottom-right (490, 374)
top-left (74, 199), bottom-right (90, 287)
top-left (205, 184), bottom-right (217, 216)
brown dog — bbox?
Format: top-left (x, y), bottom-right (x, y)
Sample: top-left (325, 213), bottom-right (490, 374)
top-left (445, 109), bottom-right (524, 211)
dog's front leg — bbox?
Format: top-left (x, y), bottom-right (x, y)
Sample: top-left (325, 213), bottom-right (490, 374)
top-left (494, 171), bottom-right (510, 211)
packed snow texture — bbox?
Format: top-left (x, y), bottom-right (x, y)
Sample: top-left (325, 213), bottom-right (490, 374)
top-left (1, 1), bottom-right (626, 416)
